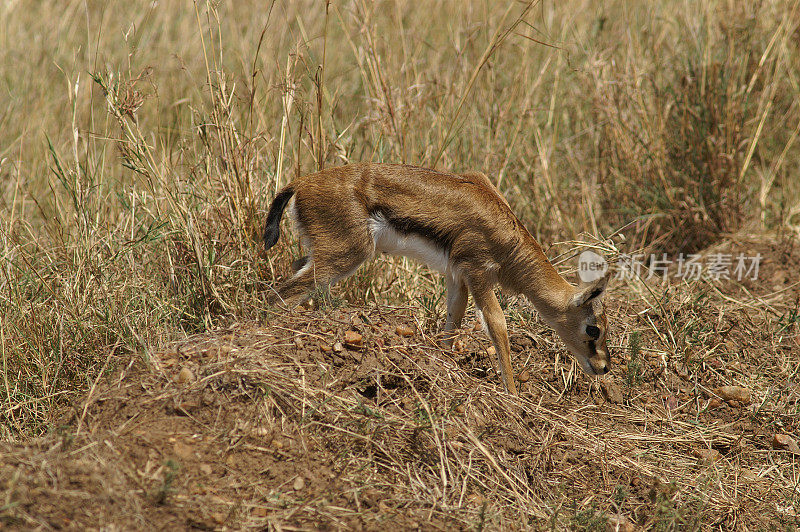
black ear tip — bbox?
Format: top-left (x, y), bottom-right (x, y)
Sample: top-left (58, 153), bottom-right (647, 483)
top-left (571, 276), bottom-right (609, 307)
top-left (593, 272), bottom-right (611, 290)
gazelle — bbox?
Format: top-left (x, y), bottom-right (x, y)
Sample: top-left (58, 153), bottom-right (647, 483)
top-left (263, 163), bottom-right (611, 395)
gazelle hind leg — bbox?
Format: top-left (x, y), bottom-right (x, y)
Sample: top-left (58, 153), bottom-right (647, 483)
top-left (441, 273), bottom-right (468, 347)
top-left (268, 248), bottom-right (370, 309)
top-left (267, 259), bottom-right (321, 308)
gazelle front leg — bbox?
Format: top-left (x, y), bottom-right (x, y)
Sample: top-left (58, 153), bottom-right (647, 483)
top-left (469, 282), bottom-right (518, 395)
top-left (442, 273), bottom-right (468, 347)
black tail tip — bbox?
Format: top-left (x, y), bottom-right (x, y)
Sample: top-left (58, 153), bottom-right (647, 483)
top-left (263, 225), bottom-right (280, 250)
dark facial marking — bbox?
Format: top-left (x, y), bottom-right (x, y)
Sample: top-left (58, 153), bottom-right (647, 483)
top-left (586, 325), bottom-right (600, 339)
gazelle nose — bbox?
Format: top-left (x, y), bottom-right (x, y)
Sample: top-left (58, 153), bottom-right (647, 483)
top-left (592, 359), bottom-right (610, 375)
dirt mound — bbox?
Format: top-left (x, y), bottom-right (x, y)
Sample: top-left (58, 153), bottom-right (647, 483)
top-left (2, 235), bottom-right (799, 530)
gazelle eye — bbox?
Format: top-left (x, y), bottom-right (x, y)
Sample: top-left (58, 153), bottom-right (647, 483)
top-left (586, 325), bottom-right (600, 339)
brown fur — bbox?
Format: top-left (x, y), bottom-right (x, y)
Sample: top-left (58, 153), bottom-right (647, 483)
top-left (265, 163), bottom-right (611, 394)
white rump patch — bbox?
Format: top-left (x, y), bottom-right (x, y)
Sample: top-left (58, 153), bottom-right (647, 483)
top-left (288, 200), bottom-right (312, 249)
top-left (369, 214), bottom-right (450, 273)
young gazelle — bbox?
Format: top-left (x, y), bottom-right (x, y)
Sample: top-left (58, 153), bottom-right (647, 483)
top-left (264, 163), bottom-right (611, 395)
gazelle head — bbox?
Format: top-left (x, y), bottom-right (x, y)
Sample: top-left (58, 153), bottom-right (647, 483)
top-left (550, 273), bottom-right (612, 376)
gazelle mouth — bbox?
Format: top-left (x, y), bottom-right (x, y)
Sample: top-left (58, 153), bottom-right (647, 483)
top-left (576, 356), bottom-right (610, 376)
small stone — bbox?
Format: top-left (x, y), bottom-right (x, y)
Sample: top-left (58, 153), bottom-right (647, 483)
top-left (344, 330), bottom-right (363, 348)
top-left (332, 341), bottom-right (344, 353)
top-left (606, 515), bottom-right (635, 532)
top-left (517, 369), bottom-right (531, 383)
top-left (320, 344), bottom-right (332, 353)
top-left (176, 400), bottom-right (199, 413)
top-left (252, 426), bottom-right (271, 437)
top-left (469, 493), bottom-right (486, 505)
top-left (601, 381), bottom-right (623, 404)
top-left (395, 325), bottom-right (414, 337)
top-left (177, 367), bottom-right (194, 384)
top-left (293, 476), bottom-right (305, 490)
top-left (362, 488), bottom-right (380, 507)
top-left (772, 434), bottom-right (800, 455)
top-left (454, 404), bottom-right (466, 414)
top-left (693, 448), bottom-right (722, 465)
top-left (714, 386), bottom-right (751, 405)
top-left (486, 346), bottom-right (496, 356)
top-left (664, 395), bottom-right (679, 411)
top-left (200, 463), bottom-right (213, 475)
top-left (173, 441), bottom-right (194, 460)
top-left (512, 336), bottom-right (533, 348)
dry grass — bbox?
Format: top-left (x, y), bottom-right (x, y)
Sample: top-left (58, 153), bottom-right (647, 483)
top-left (2, 240), bottom-right (799, 529)
top-left (1, 0), bottom-right (800, 529)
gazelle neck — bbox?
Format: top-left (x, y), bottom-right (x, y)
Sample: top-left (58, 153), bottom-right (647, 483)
top-left (506, 234), bottom-right (573, 318)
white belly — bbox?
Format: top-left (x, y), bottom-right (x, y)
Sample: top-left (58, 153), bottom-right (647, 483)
top-left (369, 214), bottom-right (450, 273)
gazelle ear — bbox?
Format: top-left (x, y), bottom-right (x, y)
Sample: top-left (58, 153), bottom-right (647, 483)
top-left (570, 272), bottom-right (610, 307)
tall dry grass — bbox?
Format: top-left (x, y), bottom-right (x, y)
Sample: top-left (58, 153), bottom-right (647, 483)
top-left (0, 0), bottom-right (798, 436)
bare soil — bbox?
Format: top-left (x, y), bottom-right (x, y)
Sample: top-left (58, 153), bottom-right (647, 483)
top-left (2, 234), bottom-right (799, 530)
